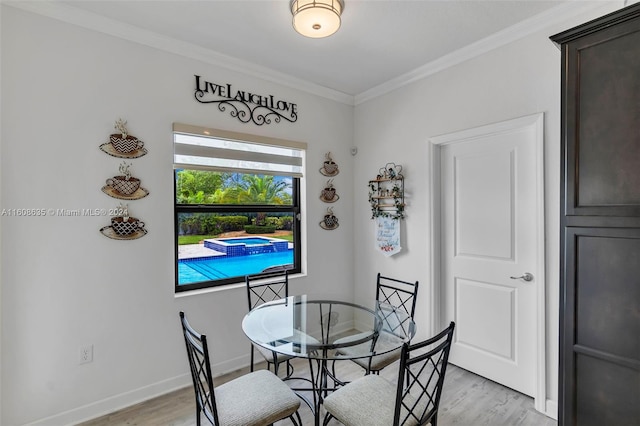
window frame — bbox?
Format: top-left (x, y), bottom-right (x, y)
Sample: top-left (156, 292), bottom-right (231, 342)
top-left (173, 124), bottom-right (305, 293)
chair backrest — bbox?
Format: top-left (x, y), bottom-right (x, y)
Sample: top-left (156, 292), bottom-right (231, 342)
top-left (376, 273), bottom-right (419, 337)
top-left (376, 273), bottom-right (419, 318)
top-left (393, 322), bottom-right (456, 426)
top-left (179, 311), bottom-right (219, 425)
top-left (246, 270), bottom-right (289, 310)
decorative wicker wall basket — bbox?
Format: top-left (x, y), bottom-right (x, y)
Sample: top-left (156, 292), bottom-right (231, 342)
top-left (109, 134), bottom-right (144, 154)
top-left (111, 216), bottom-right (145, 236)
top-left (107, 176), bottom-right (140, 195)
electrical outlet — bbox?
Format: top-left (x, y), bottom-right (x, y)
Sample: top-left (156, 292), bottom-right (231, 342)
top-left (79, 344), bottom-right (93, 364)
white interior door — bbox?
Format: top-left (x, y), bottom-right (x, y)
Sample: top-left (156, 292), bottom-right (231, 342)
top-left (435, 114), bottom-right (544, 398)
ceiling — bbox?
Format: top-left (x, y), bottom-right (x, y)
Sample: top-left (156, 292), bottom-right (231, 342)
top-left (24, 1), bottom-right (604, 100)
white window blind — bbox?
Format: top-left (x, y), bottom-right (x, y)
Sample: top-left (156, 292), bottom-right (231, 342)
top-left (173, 123), bottom-right (306, 177)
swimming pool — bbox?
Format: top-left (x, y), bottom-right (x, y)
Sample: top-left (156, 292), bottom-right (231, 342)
top-left (178, 249), bottom-right (294, 285)
top-left (216, 237), bottom-right (273, 245)
top-left (204, 236), bottom-right (289, 256)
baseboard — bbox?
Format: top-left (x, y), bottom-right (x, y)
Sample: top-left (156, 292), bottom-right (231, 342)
top-left (211, 352), bottom-right (252, 378)
top-left (545, 399), bottom-right (558, 420)
top-left (24, 374), bottom-right (190, 426)
top-left (25, 354), bottom-right (250, 426)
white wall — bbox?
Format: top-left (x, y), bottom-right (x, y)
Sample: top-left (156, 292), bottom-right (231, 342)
top-left (351, 2), bottom-right (623, 418)
top-left (0, 6), bottom-right (354, 425)
top-left (1, 2), bottom-right (631, 425)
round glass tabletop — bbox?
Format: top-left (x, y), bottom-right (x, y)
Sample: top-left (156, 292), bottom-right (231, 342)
top-left (242, 295), bottom-right (416, 361)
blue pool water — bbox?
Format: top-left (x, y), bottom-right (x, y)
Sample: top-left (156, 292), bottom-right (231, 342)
top-left (178, 249), bottom-right (293, 285)
top-left (204, 236), bottom-right (289, 256)
top-left (218, 237), bottom-right (272, 245)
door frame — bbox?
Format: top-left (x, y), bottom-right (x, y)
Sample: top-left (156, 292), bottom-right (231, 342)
top-left (428, 113), bottom-right (548, 414)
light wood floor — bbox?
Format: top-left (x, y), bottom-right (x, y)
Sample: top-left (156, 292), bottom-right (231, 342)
top-left (81, 357), bottom-right (556, 426)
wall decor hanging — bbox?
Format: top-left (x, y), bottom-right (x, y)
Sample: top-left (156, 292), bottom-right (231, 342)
top-left (99, 119), bottom-right (148, 240)
top-left (102, 161), bottom-right (149, 200)
top-left (369, 163), bottom-right (405, 256)
top-left (99, 118), bottom-right (147, 158)
top-left (319, 206), bottom-right (339, 230)
top-left (320, 152), bottom-right (339, 176)
top-left (194, 75), bottom-right (298, 125)
top-left (368, 163), bottom-right (405, 219)
top-left (320, 179), bottom-right (339, 203)
top-left (375, 215), bottom-right (401, 257)
top-left (100, 203), bottom-right (147, 240)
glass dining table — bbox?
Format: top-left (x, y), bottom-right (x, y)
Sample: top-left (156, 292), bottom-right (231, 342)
top-left (241, 295), bottom-right (416, 426)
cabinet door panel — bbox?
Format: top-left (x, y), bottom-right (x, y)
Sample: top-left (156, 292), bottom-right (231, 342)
top-left (574, 233), bottom-right (640, 359)
top-left (575, 354), bottom-right (640, 426)
top-left (563, 227), bottom-right (640, 425)
top-left (565, 19), bottom-right (640, 216)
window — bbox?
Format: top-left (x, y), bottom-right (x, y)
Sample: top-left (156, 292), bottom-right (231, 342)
top-left (174, 123), bottom-right (305, 292)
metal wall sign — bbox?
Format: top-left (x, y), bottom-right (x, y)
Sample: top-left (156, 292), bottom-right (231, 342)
top-left (194, 75), bottom-right (298, 126)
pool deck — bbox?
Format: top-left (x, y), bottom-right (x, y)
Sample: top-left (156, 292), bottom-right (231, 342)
top-left (178, 244), bottom-right (226, 260)
top-left (178, 242), bottom-right (294, 260)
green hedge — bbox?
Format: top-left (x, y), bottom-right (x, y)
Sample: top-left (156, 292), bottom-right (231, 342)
top-left (178, 214), bottom-right (293, 235)
top-left (265, 216), bottom-right (293, 230)
top-left (179, 215), bottom-right (249, 235)
top-left (244, 225), bottom-right (277, 234)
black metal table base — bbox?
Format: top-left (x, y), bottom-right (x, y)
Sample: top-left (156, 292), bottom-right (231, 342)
top-left (286, 356), bottom-right (347, 426)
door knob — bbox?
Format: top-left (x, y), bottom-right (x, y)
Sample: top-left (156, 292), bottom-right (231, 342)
top-left (510, 272), bottom-right (533, 282)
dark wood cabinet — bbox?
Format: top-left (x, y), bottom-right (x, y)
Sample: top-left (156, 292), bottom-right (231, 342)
top-left (551, 4), bottom-right (640, 426)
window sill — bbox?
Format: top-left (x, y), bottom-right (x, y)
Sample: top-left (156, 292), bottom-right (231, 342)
top-left (174, 282), bottom-right (245, 298)
top-left (174, 272), bottom-right (307, 298)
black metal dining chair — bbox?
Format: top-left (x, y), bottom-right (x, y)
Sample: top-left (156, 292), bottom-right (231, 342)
top-left (246, 270), bottom-right (296, 378)
top-left (179, 311), bottom-right (302, 426)
top-left (323, 322), bottom-right (456, 426)
top-left (335, 273), bottom-right (419, 375)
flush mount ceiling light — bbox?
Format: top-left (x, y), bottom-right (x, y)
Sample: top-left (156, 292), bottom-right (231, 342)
top-left (290, 0), bottom-right (344, 38)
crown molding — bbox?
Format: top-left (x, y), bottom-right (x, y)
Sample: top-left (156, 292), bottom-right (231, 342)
top-left (354, 1), bottom-right (624, 105)
top-left (4, 1), bottom-right (629, 107)
top-left (3, 0), bottom-right (356, 106)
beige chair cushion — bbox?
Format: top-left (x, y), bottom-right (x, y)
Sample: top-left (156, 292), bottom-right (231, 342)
top-left (214, 369), bottom-right (300, 426)
top-left (324, 374), bottom-right (425, 426)
top-left (254, 344), bottom-right (294, 364)
top-left (335, 332), bottom-right (402, 371)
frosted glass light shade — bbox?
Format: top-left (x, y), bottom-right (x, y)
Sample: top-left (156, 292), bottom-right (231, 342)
top-left (290, 0), bottom-right (344, 38)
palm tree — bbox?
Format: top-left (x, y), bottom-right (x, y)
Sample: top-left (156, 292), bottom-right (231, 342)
top-left (236, 175), bottom-right (291, 205)
top-left (233, 175), bottom-right (292, 229)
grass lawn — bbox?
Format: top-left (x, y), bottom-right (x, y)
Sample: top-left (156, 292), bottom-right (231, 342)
top-left (178, 235), bottom-right (216, 245)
